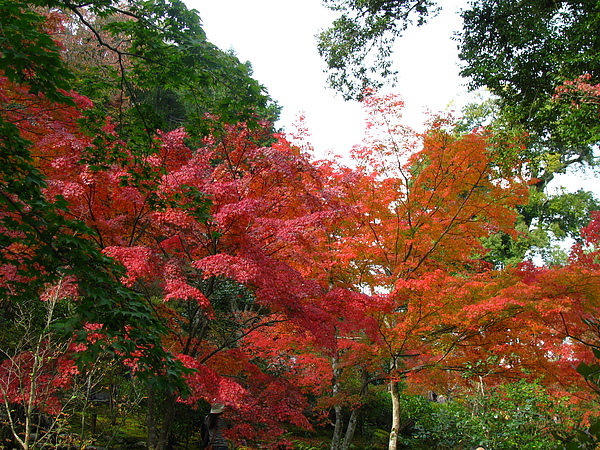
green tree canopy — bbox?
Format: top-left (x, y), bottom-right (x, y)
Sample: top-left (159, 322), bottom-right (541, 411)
top-left (53, 0), bottom-right (279, 137)
top-left (459, 0), bottom-right (600, 190)
top-left (319, 0), bottom-right (600, 178)
top-left (317, 0), bottom-right (438, 100)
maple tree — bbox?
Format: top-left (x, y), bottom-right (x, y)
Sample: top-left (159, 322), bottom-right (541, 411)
top-left (28, 101), bottom-right (361, 447)
top-left (0, 84), bottom-right (294, 448)
top-left (237, 93), bottom-right (539, 450)
top-left (319, 0), bottom-right (600, 270)
top-left (0, 281), bottom-right (75, 450)
top-left (0, 75), bottom-right (188, 450)
top-left (312, 91), bottom-right (532, 450)
top-left (239, 273), bottom-right (381, 450)
top-left (0, 8), bottom-right (190, 448)
top-left (0, 1), bottom-right (205, 358)
top-left (382, 210), bottom-right (600, 447)
top-left (217, 123), bottom-right (390, 450)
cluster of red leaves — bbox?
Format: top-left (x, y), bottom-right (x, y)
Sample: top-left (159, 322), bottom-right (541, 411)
top-left (0, 346), bottom-right (78, 415)
top-left (554, 73), bottom-right (600, 107)
top-left (178, 346), bottom-right (312, 443)
top-left (0, 75), bottom-right (91, 293)
top-left (21, 89), bottom-right (357, 437)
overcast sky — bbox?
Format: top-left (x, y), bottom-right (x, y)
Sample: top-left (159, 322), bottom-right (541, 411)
top-left (188, 0), bottom-right (472, 158)
top-left (186, 0), bottom-right (599, 193)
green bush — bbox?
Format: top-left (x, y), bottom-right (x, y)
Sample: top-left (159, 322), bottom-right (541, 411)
top-left (397, 380), bottom-right (577, 450)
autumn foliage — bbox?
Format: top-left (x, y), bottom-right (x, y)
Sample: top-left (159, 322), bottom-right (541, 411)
top-left (3, 7), bottom-right (600, 449)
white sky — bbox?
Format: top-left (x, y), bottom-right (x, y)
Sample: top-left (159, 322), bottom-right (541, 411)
top-left (181, 0), bottom-right (598, 265)
top-left (187, 0), bottom-right (472, 158)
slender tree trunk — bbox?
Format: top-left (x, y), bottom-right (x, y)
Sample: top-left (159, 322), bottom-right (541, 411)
top-left (331, 404), bottom-right (343, 450)
top-left (388, 379), bottom-right (401, 450)
top-left (22, 289), bottom-right (60, 450)
top-left (330, 354), bottom-right (342, 450)
top-left (340, 408), bottom-right (359, 450)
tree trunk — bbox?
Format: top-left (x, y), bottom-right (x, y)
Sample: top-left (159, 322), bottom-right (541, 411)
top-left (147, 386), bottom-right (157, 449)
top-left (388, 379), bottom-right (401, 450)
top-left (156, 394), bottom-right (176, 450)
top-left (340, 408), bottom-right (359, 450)
top-left (147, 388), bottom-right (176, 450)
top-left (330, 354), bottom-right (342, 450)
top-left (331, 404), bottom-right (343, 450)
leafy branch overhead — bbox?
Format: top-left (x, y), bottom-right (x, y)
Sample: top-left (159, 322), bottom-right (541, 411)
top-left (59, 0), bottom-right (276, 134)
top-left (318, 0), bottom-right (439, 100)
